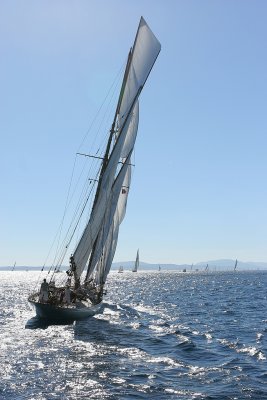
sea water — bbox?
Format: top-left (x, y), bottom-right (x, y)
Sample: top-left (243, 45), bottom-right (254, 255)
top-left (0, 270), bottom-right (266, 399)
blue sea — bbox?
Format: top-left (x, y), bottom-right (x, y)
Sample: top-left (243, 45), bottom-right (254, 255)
top-left (0, 270), bottom-right (266, 399)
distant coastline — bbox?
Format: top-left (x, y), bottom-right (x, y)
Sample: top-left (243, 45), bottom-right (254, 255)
top-left (1, 259), bottom-right (267, 271)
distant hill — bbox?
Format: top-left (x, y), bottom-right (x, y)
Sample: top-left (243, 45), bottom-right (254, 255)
top-left (0, 266), bottom-right (66, 271)
top-left (111, 260), bottom-right (267, 271)
top-left (1, 259), bottom-right (267, 271)
top-left (196, 259), bottom-right (267, 271)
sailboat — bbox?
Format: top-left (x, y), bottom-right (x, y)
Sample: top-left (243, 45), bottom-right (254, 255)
top-left (28, 17), bottom-right (161, 321)
top-left (118, 266), bottom-right (124, 273)
top-left (234, 259), bottom-right (238, 272)
top-left (132, 249), bottom-right (139, 272)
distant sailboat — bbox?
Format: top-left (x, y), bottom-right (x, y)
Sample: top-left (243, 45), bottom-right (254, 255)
top-left (118, 266), bottom-right (124, 273)
top-left (234, 259), bottom-right (238, 271)
top-left (28, 17), bottom-right (161, 321)
top-left (12, 261), bottom-right (16, 271)
top-left (132, 249), bottom-right (139, 272)
top-left (205, 264), bottom-right (209, 272)
top-left (158, 265), bottom-right (161, 271)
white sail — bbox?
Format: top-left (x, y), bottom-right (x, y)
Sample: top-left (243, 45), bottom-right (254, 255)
top-left (73, 17), bottom-right (160, 281)
top-left (118, 17), bottom-right (161, 132)
top-left (85, 154), bottom-right (132, 281)
top-left (94, 161), bottom-right (131, 285)
top-left (132, 249), bottom-right (139, 272)
top-left (234, 259), bottom-right (238, 271)
top-left (85, 100), bottom-right (138, 282)
top-left (73, 105), bottom-right (136, 278)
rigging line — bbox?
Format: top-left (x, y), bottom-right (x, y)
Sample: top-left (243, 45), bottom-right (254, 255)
top-left (58, 162), bottom-right (100, 251)
top-left (50, 154), bottom-right (81, 272)
top-left (77, 152), bottom-right (135, 167)
top-left (53, 178), bottom-right (90, 263)
top-left (72, 163), bottom-right (102, 250)
top-left (78, 56), bottom-right (126, 163)
top-left (55, 176), bottom-right (99, 267)
top-left (41, 154), bottom-right (79, 273)
top-left (77, 61), bottom-right (125, 154)
top-left (82, 77), bottom-right (121, 167)
top-left (46, 154), bottom-right (83, 275)
top-left (52, 152), bottom-right (99, 268)
top-left (55, 90), bottom-right (119, 266)
top-left (45, 63), bottom-right (123, 272)
top-left (62, 156), bottom-right (95, 218)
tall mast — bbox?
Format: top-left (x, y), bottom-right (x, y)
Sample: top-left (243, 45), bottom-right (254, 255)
top-left (92, 49), bottom-right (133, 211)
top-left (83, 49), bottom-right (133, 284)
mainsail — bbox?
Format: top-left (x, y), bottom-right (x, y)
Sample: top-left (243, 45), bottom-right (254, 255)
top-left (71, 17), bottom-right (161, 287)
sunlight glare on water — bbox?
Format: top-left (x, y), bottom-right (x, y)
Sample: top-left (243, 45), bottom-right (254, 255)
top-left (0, 270), bottom-right (266, 399)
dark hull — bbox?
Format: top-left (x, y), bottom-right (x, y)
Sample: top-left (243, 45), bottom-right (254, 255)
top-left (28, 298), bottom-right (103, 321)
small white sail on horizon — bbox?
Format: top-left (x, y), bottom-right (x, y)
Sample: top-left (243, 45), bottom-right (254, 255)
top-left (234, 259), bottom-right (238, 271)
top-left (132, 249), bottom-right (139, 272)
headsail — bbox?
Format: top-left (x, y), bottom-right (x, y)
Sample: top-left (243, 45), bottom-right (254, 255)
top-left (85, 152), bottom-right (132, 284)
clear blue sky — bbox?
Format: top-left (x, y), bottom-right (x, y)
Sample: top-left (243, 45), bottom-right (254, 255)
top-left (1, 1), bottom-right (267, 266)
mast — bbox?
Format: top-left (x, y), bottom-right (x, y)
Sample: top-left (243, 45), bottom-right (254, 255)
top-left (93, 48), bottom-right (133, 207)
top-left (83, 50), bottom-right (134, 285)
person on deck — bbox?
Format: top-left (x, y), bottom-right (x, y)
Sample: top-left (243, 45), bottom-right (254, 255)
top-left (39, 279), bottom-right (49, 302)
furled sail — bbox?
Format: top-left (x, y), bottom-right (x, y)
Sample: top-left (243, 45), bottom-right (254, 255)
top-left (72, 17), bottom-right (161, 281)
